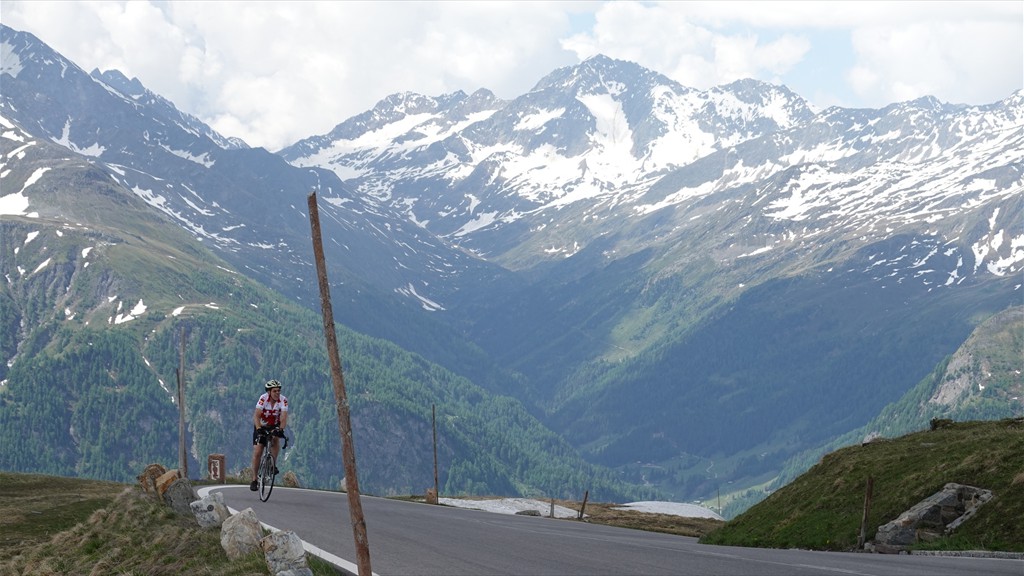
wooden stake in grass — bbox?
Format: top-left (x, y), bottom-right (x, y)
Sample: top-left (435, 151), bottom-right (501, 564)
top-left (858, 476), bottom-right (874, 549)
top-left (308, 191), bottom-right (372, 576)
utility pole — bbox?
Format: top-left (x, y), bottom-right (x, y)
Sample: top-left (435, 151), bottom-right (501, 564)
top-left (308, 191), bottom-right (372, 576)
top-left (177, 326), bottom-right (187, 478)
top-left (432, 403), bottom-right (439, 502)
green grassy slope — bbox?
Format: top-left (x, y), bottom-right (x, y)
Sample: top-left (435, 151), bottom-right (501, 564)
top-left (701, 418), bottom-right (1024, 552)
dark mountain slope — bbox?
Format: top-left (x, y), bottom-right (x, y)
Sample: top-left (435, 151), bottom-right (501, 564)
top-left (0, 23), bottom-right (525, 400)
top-left (555, 252), bottom-right (1019, 467)
top-left (0, 121), bottom-right (648, 502)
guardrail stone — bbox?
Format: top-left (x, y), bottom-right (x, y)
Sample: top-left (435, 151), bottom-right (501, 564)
top-left (262, 530), bottom-right (311, 575)
top-left (191, 490), bottom-right (230, 528)
top-left (221, 507), bottom-right (263, 559)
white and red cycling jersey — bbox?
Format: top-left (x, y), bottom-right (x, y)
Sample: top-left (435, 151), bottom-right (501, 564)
top-left (255, 392), bottom-right (289, 428)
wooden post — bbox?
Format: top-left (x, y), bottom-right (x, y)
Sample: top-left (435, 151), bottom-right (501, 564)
top-left (858, 476), bottom-right (874, 549)
top-left (578, 490), bottom-right (589, 520)
top-left (177, 326), bottom-right (187, 478)
top-left (308, 191), bottom-right (372, 576)
top-left (432, 403), bottom-right (439, 503)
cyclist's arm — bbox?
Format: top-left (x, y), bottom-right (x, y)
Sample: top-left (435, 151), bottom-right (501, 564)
top-left (252, 406), bottom-right (263, 429)
top-left (278, 411), bottom-right (288, 432)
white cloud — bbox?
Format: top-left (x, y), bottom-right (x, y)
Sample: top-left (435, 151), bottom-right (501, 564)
top-left (564, 1), bottom-right (1021, 108)
top-left (563, 2), bottom-right (824, 87)
top-left (848, 18), bottom-right (1021, 106)
top-left (3, 1), bottom-right (1019, 150)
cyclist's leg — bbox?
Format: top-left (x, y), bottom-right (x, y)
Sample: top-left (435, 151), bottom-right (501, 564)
top-left (269, 436), bottom-right (280, 473)
top-left (250, 427), bottom-right (263, 483)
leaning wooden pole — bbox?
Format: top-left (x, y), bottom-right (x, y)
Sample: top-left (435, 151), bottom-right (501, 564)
top-left (307, 191), bottom-right (372, 576)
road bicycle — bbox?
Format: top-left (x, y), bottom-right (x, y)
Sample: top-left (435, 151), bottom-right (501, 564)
top-left (255, 427), bottom-right (289, 502)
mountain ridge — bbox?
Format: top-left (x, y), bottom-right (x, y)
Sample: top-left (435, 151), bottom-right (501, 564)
top-left (2, 22), bottom-right (1020, 515)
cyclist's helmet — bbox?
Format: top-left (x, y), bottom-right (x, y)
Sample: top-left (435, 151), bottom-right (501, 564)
top-left (265, 379), bottom-right (282, 390)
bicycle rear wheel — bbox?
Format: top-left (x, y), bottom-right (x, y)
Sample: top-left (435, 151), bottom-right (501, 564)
top-left (258, 452), bottom-right (276, 502)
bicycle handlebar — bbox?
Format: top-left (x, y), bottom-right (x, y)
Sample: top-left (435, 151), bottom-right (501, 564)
top-left (257, 426), bottom-right (289, 450)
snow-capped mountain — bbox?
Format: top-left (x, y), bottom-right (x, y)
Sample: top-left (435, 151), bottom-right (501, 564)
top-left (0, 24), bottom-right (509, 325)
top-left (282, 54), bottom-right (1021, 284)
top-left (3, 22), bottom-right (1021, 505)
top-left (281, 55), bottom-right (821, 262)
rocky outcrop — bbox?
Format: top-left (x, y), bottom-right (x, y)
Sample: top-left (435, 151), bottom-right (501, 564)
top-left (874, 483), bottom-right (993, 552)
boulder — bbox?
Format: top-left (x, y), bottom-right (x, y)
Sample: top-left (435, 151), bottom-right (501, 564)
top-left (262, 530), bottom-right (310, 575)
top-left (163, 477), bottom-right (198, 517)
top-left (221, 507), bottom-right (263, 560)
top-left (875, 483), bottom-right (993, 552)
top-left (191, 491), bottom-right (230, 529)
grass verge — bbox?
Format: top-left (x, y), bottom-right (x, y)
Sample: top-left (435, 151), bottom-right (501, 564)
top-left (0, 472), bottom-right (341, 575)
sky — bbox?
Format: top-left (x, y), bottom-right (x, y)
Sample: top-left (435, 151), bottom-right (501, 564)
top-left (3, 1), bottom-right (1021, 151)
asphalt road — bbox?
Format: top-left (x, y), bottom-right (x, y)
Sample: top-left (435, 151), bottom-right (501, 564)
top-left (203, 485), bottom-right (1023, 576)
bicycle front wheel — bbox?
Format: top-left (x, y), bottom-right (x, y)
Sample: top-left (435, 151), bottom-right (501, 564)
top-left (258, 453), bottom-right (276, 502)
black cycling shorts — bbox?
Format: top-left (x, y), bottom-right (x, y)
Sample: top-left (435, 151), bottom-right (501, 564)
top-left (252, 426), bottom-right (277, 446)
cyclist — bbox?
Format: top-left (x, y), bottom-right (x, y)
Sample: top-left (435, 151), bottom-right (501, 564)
top-left (250, 379), bottom-right (289, 491)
